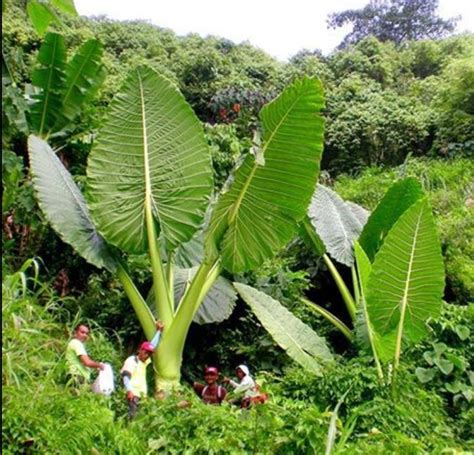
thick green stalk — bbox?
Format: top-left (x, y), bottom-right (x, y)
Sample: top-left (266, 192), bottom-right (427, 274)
top-left (300, 297), bottom-right (353, 341)
top-left (145, 205), bottom-right (173, 325)
top-left (300, 218), bottom-right (356, 321)
top-left (154, 259), bottom-right (221, 391)
top-left (351, 266), bottom-right (360, 306)
top-left (166, 252), bottom-right (175, 313)
top-left (323, 254), bottom-right (357, 321)
top-left (361, 299), bottom-right (384, 382)
top-left (116, 262), bottom-right (155, 340)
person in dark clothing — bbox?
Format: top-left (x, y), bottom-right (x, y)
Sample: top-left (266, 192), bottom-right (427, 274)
top-left (193, 366), bottom-right (227, 405)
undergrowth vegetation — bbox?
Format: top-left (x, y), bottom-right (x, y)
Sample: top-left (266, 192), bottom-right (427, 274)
top-left (2, 262), bottom-right (472, 453)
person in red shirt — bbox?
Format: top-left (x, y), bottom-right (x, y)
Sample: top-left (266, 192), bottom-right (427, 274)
top-left (193, 366), bottom-right (227, 405)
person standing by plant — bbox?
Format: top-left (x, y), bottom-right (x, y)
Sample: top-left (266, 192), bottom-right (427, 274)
top-left (66, 324), bottom-right (105, 387)
top-left (193, 366), bottom-right (227, 405)
top-left (223, 365), bottom-right (261, 408)
top-left (121, 320), bottom-right (164, 419)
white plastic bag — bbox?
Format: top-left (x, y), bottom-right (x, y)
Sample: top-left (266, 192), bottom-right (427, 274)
top-left (91, 363), bottom-right (115, 396)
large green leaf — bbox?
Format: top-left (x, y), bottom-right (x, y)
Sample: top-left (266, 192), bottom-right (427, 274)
top-left (87, 66), bottom-right (213, 254)
top-left (205, 77), bottom-right (325, 273)
top-left (50, 0), bottom-right (77, 15)
top-left (30, 33), bottom-right (66, 136)
top-left (26, 1), bottom-right (58, 36)
top-left (346, 201), bottom-right (370, 226)
top-left (146, 267), bottom-right (237, 324)
top-left (366, 198), bottom-right (445, 347)
top-left (174, 267), bottom-right (237, 324)
top-left (234, 283), bottom-right (333, 375)
top-left (353, 241), bottom-right (395, 364)
top-left (26, 0), bottom-right (77, 36)
top-left (359, 177), bottom-right (424, 262)
top-left (52, 39), bottom-right (105, 134)
top-left (171, 230), bottom-right (204, 268)
top-left (308, 184), bottom-right (368, 266)
top-left (28, 135), bottom-right (117, 271)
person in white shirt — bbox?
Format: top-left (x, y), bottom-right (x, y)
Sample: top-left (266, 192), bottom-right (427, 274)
top-left (120, 320), bottom-right (164, 419)
top-left (223, 364), bottom-right (259, 408)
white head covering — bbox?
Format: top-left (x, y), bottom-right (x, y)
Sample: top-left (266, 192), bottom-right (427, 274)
top-left (236, 364), bottom-right (250, 376)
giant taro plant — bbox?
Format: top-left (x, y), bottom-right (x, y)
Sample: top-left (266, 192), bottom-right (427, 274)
top-left (286, 177), bottom-right (445, 387)
top-left (28, 66), bottom-right (333, 391)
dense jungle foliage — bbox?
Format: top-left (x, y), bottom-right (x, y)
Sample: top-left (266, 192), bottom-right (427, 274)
top-left (2, 1), bottom-right (473, 453)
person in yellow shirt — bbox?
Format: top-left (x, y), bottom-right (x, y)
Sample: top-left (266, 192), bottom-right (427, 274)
top-left (120, 320), bottom-right (164, 419)
top-left (66, 324), bottom-right (105, 387)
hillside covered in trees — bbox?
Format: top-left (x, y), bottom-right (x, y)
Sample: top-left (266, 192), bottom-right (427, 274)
top-left (2, 1), bottom-right (473, 453)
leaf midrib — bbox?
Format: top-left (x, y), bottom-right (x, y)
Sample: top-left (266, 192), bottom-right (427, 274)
top-left (394, 207), bottom-right (424, 367)
top-left (138, 70), bottom-right (153, 220)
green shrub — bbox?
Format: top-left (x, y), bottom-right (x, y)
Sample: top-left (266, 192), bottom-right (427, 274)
top-left (281, 360), bottom-right (463, 452)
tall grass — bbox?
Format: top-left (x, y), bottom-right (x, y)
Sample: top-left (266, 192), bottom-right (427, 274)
top-left (2, 259), bottom-right (142, 454)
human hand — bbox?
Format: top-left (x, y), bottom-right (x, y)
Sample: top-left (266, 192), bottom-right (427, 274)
top-left (98, 363), bottom-right (106, 371)
top-left (223, 376), bottom-right (230, 383)
top-left (156, 320), bottom-right (164, 331)
top-left (126, 391), bottom-right (135, 401)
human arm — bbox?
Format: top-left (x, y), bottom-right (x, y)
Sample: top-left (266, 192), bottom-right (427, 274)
top-left (121, 356), bottom-right (138, 400)
top-left (223, 376), bottom-right (240, 389)
top-left (193, 382), bottom-right (205, 396)
top-left (122, 371), bottom-right (134, 400)
top-left (150, 320), bottom-right (164, 349)
top-left (79, 355), bottom-right (105, 370)
top-left (230, 376), bottom-right (254, 396)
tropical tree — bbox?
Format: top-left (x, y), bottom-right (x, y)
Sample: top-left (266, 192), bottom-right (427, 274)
top-left (328, 0), bottom-right (459, 49)
top-left (28, 67), bottom-right (332, 391)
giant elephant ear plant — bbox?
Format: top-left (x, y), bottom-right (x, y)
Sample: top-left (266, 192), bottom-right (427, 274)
top-left (294, 178), bottom-right (445, 388)
top-left (29, 66), bottom-right (330, 392)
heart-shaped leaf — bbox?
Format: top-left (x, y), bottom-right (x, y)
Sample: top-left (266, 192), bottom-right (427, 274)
top-left (415, 367), bottom-right (436, 383)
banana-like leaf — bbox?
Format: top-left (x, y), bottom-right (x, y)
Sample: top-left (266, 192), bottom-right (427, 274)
top-left (174, 267), bottom-right (237, 324)
top-left (28, 135), bottom-right (117, 271)
top-left (359, 177), bottom-right (424, 262)
top-left (26, 1), bottom-right (58, 36)
top-left (87, 66), bottom-right (213, 254)
top-left (308, 184), bottom-right (368, 267)
top-left (206, 77), bottom-right (325, 273)
top-left (30, 33), bottom-right (66, 136)
top-left (52, 39), bottom-right (105, 133)
top-left (234, 282), bottom-right (333, 375)
top-left (366, 198), bottom-right (445, 351)
top-left (50, 0), bottom-right (77, 15)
